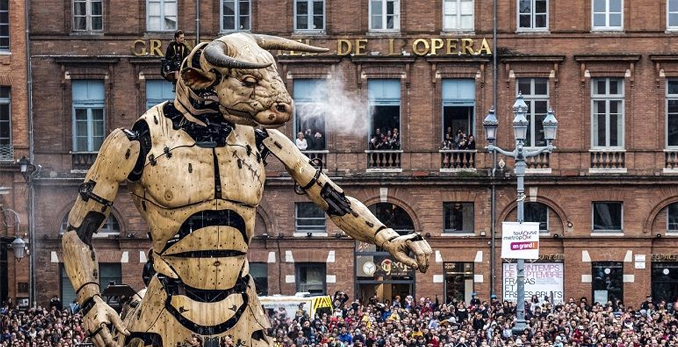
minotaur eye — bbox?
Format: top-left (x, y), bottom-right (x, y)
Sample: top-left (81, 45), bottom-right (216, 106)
top-left (242, 76), bottom-right (258, 87)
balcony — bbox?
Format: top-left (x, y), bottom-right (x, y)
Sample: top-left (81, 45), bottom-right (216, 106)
top-left (300, 150), bottom-right (329, 170)
top-left (439, 150), bottom-right (477, 172)
top-left (665, 150), bottom-right (678, 174)
top-left (71, 152), bottom-right (98, 172)
top-left (365, 150), bottom-right (403, 171)
top-left (0, 144), bottom-right (13, 162)
top-left (589, 149), bottom-right (626, 173)
top-left (525, 152), bottom-right (551, 173)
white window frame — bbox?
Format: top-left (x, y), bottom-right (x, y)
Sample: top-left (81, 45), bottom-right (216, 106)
top-left (518, 78), bottom-right (549, 148)
top-left (60, 213), bottom-right (121, 238)
top-left (591, 78), bottom-right (624, 149)
top-left (73, 0), bottom-right (103, 32)
top-left (669, 0), bottom-right (678, 30)
top-left (369, 0), bottom-right (400, 32)
top-left (294, 202), bottom-right (327, 236)
top-left (146, 0), bottom-right (177, 32)
top-left (442, 0), bottom-right (474, 32)
top-left (666, 79), bottom-right (678, 148)
top-left (0, 87), bottom-right (11, 161)
top-left (294, 0), bottom-right (325, 32)
top-left (591, 0), bottom-right (623, 31)
top-left (592, 202), bottom-right (623, 234)
top-left (220, 0), bottom-right (252, 32)
top-left (72, 81), bottom-right (105, 153)
top-left (517, 0), bottom-right (548, 31)
top-left (293, 79), bottom-right (327, 150)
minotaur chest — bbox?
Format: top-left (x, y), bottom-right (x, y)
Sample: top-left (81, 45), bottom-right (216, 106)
top-left (132, 110), bottom-right (266, 209)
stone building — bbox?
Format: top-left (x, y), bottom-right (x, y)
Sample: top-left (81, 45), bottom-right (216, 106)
top-left (0, 0), bottom-right (33, 307)
top-left (26, 0), bottom-right (678, 307)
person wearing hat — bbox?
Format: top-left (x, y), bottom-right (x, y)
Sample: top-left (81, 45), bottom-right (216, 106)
top-left (553, 335), bottom-right (564, 347)
top-left (470, 292), bottom-right (481, 307)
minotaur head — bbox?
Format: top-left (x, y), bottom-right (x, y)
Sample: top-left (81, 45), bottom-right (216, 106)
top-left (176, 33), bottom-right (328, 127)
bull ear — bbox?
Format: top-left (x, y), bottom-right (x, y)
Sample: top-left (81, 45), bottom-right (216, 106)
top-left (181, 67), bottom-right (217, 90)
top-left (251, 34), bottom-right (329, 53)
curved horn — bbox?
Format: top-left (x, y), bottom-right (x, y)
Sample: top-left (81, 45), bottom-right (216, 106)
top-left (203, 40), bottom-right (272, 69)
top-left (252, 34), bottom-right (329, 53)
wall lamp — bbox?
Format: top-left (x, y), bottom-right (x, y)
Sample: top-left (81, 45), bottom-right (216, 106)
top-left (8, 236), bottom-right (27, 261)
top-left (16, 156), bottom-right (38, 181)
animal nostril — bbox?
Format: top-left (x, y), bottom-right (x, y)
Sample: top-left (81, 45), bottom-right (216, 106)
top-left (276, 104), bottom-right (287, 113)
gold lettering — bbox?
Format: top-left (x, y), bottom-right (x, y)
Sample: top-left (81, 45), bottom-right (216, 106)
top-left (388, 38), bottom-right (397, 55)
top-left (446, 39), bottom-right (459, 55)
top-left (412, 38), bottom-right (430, 56)
top-left (355, 39), bottom-right (368, 56)
top-left (149, 39), bottom-right (164, 57)
top-left (461, 38), bottom-right (474, 55)
top-left (132, 39), bottom-right (147, 56)
top-left (337, 39), bottom-right (352, 56)
top-left (430, 38), bottom-right (444, 56)
top-left (477, 37), bottom-right (492, 55)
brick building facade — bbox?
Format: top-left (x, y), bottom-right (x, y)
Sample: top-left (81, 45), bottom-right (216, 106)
top-left (25, 0), bottom-right (678, 308)
top-left (0, 0), bottom-right (33, 307)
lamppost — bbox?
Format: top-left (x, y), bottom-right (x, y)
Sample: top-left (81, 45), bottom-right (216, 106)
top-left (483, 93), bottom-right (558, 334)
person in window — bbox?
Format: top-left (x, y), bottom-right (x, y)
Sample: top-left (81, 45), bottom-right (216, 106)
top-left (296, 131), bottom-right (308, 150)
top-left (453, 129), bottom-right (466, 149)
top-left (304, 128), bottom-right (315, 150)
top-left (391, 128), bottom-right (400, 149)
top-left (312, 131), bottom-right (325, 150)
top-left (164, 30), bottom-right (189, 90)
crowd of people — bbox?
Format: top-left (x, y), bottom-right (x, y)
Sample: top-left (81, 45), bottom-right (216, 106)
top-left (369, 127), bottom-right (400, 151)
top-left (296, 128), bottom-right (326, 151)
top-left (3, 292), bottom-right (678, 347)
top-left (441, 127), bottom-right (476, 168)
top-left (441, 127), bottom-right (476, 152)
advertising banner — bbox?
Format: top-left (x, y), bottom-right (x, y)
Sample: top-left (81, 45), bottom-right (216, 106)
top-left (501, 222), bottom-right (540, 260)
top-left (503, 262), bottom-right (564, 304)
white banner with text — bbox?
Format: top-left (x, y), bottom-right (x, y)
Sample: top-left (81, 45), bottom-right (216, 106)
top-left (501, 222), bottom-right (540, 259)
top-left (502, 262), bottom-right (564, 304)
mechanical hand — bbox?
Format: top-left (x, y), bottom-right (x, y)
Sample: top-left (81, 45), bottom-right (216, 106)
top-left (380, 232), bottom-right (432, 273)
top-left (82, 295), bottom-right (130, 347)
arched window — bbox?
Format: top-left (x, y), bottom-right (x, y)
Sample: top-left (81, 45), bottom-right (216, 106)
top-left (668, 203), bottom-right (678, 233)
top-left (525, 202), bottom-right (549, 233)
top-left (369, 202), bottom-right (414, 235)
top-left (60, 213), bottom-right (120, 237)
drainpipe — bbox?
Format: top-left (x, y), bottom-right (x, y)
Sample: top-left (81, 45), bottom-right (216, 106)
top-left (25, 0), bottom-right (36, 307)
top-left (489, 0), bottom-right (498, 299)
top-left (195, 0), bottom-right (200, 43)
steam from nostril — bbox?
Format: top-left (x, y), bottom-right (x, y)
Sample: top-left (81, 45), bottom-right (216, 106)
top-left (293, 72), bottom-right (369, 136)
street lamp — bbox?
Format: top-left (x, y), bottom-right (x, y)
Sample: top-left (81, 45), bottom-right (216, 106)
top-left (483, 93), bottom-right (558, 334)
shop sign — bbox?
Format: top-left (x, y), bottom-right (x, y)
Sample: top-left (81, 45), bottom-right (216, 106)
top-left (357, 255), bottom-right (411, 279)
top-left (503, 262), bottom-right (564, 304)
top-left (651, 254), bottom-right (678, 262)
top-left (501, 222), bottom-right (540, 260)
top-left (131, 36), bottom-right (492, 57)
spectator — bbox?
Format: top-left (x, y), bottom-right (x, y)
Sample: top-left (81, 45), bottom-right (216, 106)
top-left (295, 131), bottom-right (308, 150)
top-left (312, 131), bottom-right (325, 150)
top-left (49, 295), bottom-right (62, 312)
